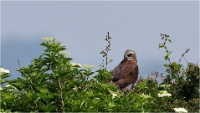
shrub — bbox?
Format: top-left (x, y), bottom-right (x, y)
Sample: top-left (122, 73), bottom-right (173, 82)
top-left (0, 33), bottom-right (199, 112)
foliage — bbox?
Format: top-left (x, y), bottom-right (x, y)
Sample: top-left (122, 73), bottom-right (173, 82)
top-left (0, 34), bottom-right (199, 112)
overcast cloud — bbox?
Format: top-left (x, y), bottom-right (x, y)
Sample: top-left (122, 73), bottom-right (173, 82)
top-left (1, 1), bottom-right (199, 80)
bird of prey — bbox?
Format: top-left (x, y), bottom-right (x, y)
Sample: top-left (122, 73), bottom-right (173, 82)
top-left (111, 49), bottom-right (139, 91)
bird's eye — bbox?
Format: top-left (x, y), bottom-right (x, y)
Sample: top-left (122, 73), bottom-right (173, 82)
top-left (127, 54), bottom-right (132, 57)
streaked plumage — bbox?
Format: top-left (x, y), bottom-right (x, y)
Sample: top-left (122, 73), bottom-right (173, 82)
top-left (111, 49), bottom-right (139, 91)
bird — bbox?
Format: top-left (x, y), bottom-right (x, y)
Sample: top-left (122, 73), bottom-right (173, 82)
top-left (111, 49), bottom-right (139, 91)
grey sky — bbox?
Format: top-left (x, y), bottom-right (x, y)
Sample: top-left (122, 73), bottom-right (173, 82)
top-left (1, 1), bottom-right (199, 80)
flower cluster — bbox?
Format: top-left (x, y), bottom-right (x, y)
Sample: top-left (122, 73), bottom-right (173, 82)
top-left (160, 84), bottom-right (171, 88)
top-left (0, 67), bottom-right (9, 74)
top-left (158, 91), bottom-right (171, 97)
top-left (140, 93), bottom-right (152, 99)
top-left (112, 93), bottom-right (117, 99)
top-left (42, 37), bottom-right (57, 42)
top-left (6, 84), bottom-right (17, 89)
top-left (173, 108), bottom-right (188, 113)
top-left (71, 63), bottom-right (82, 68)
top-left (83, 64), bottom-right (94, 69)
top-left (59, 51), bottom-right (69, 55)
top-left (0, 84), bottom-right (18, 92)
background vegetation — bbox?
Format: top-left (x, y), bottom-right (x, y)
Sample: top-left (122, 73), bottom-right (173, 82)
top-left (0, 33), bottom-right (199, 112)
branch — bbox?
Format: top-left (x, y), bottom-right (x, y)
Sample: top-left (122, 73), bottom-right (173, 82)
top-left (58, 78), bottom-right (65, 112)
top-left (178, 48), bottom-right (190, 64)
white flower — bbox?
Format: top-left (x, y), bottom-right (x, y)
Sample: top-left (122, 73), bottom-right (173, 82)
top-left (0, 67), bottom-right (9, 74)
top-left (158, 90), bottom-right (172, 97)
top-left (95, 97), bottom-right (100, 100)
top-left (160, 84), bottom-right (171, 88)
top-left (72, 86), bottom-right (78, 91)
top-left (60, 44), bottom-right (65, 47)
top-left (0, 87), bottom-right (2, 90)
top-left (4, 69), bottom-right (9, 73)
top-left (140, 93), bottom-right (152, 98)
top-left (173, 108), bottom-right (188, 113)
top-left (59, 51), bottom-right (69, 55)
top-left (83, 64), bottom-right (94, 69)
top-left (6, 84), bottom-right (17, 90)
top-left (112, 93), bottom-right (117, 99)
top-left (42, 37), bottom-right (57, 42)
top-left (71, 63), bottom-right (82, 68)
top-left (108, 88), bottom-right (120, 99)
top-left (6, 84), bottom-right (11, 87)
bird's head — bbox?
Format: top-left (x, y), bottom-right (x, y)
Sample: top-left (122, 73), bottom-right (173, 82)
top-left (124, 49), bottom-right (137, 61)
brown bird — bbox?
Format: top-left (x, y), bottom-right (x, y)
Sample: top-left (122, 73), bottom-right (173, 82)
top-left (111, 49), bottom-right (139, 91)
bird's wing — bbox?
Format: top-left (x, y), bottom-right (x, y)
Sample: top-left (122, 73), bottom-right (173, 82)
top-left (112, 60), bottom-right (139, 89)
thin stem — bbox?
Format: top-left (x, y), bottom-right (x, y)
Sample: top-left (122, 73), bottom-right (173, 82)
top-left (178, 48), bottom-right (190, 64)
top-left (58, 78), bottom-right (65, 112)
top-left (17, 59), bottom-right (21, 68)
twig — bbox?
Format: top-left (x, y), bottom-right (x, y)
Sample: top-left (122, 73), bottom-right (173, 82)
top-left (178, 48), bottom-right (190, 64)
top-left (58, 78), bottom-right (65, 112)
top-left (100, 32), bottom-right (111, 70)
top-left (17, 59), bottom-right (21, 68)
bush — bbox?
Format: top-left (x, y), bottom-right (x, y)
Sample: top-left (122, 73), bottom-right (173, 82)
top-left (0, 33), bottom-right (199, 112)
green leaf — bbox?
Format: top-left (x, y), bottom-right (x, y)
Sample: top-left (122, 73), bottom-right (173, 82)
top-left (164, 55), bottom-right (168, 60)
top-left (167, 51), bottom-right (172, 56)
top-left (108, 59), bottom-right (113, 63)
top-left (163, 64), bottom-right (169, 67)
top-left (35, 97), bottom-right (41, 103)
top-left (158, 44), bottom-right (164, 48)
top-left (40, 42), bottom-right (48, 47)
top-left (39, 88), bottom-right (48, 94)
top-left (168, 39), bottom-right (172, 43)
top-left (108, 102), bottom-right (115, 108)
top-left (4, 93), bottom-right (14, 100)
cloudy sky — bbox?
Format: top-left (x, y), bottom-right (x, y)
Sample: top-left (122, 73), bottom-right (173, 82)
top-left (1, 1), bottom-right (199, 80)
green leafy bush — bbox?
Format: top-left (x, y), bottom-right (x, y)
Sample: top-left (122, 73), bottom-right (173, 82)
top-left (0, 33), bottom-right (199, 112)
